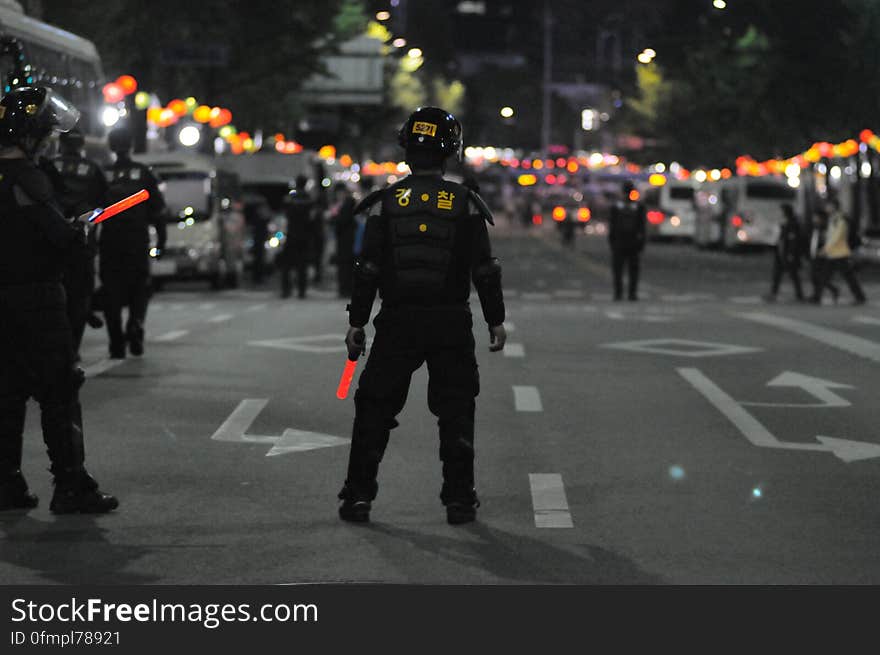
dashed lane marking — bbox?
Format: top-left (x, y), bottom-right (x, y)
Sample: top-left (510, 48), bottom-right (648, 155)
top-left (246, 303), bottom-right (268, 312)
top-left (553, 289), bottom-right (585, 299)
top-left (513, 386), bottom-right (543, 412)
top-left (198, 303), bottom-right (216, 311)
top-left (207, 313), bottom-right (234, 324)
top-left (605, 311), bottom-right (625, 320)
top-left (740, 312), bottom-right (880, 364)
top-left (520, 292), bottom-right (552, 301)
top-left (153, 329), bottom-right (189, 342)
top-left (503, 321), bottom-right (516, 332)
top-left (853, 315), bottom-right (880, 326)
top-left (729, 296), bottom-right (762, 305)
top-left (529, 473), bottom-right (573, 528)
top-left (83, 358), bottom-right (125, 378)
top-left (504, 343), bottom-right (525, 358)
top-left (170, 303), bottom-right (185, 311)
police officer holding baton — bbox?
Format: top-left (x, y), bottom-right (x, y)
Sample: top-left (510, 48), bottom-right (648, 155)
top-left (337, 107), bottom-right (506, 525)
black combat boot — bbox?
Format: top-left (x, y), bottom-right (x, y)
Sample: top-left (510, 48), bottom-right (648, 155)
top-left (441, 460), bottom-right (479, 525)
top-left (337, 484), bottom-right (371, 523)
top-left (0, 470), bottom-right (38, 511)
top-left (50, 470), bottom-right (118, 514)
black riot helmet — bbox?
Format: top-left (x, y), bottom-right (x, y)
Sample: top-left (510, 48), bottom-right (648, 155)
top-left (398, 106), bottom-right (463, 162)
top-left (107, 126), bottom-right (133, 156)
top-left (0, 86), bottom-right (79, 155)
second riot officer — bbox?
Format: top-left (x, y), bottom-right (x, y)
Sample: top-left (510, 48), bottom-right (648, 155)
top-left (0, 86), bottom-right (117, 513)
top-left (337, 106), bottom-right (507, 525)
top-left (50, 128), bottom-right (108, 357)
top-left (608, 180), bottom-right (647, 301)
top-left (99, 127), bottom-right (167, 359)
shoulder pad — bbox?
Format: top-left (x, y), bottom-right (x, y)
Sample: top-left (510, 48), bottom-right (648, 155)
top-left (353, 189), bottom-right (383, 216)
top-left (467, 188), bottom-right (494, 225)
top-left (13, 165), bottom-right (55, 205)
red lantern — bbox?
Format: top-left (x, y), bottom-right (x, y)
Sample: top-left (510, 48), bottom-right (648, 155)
top-left (860, 129), bottom-right (875, 144)
top-left (167, 99), bottom-right (187, 117)
top-left (210, 108), bottom-right (232, 128)
top-left (116, 75), bottom-right (137, 95)
top-left (102, 82), bottom-right (124, 104)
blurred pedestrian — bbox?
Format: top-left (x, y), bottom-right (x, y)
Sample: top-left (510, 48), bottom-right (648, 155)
top-left (808, 209), bottom-right (838, 303)
top-left (244, 194), bottom-right (270, 286)
top-left (810, 197), bottom-right (865, 305)
top-left (278, 174), bottom-right (314, 299)
top-left (99, 127), bottom-right (167, 359)
top-left (608, 180), bottom-right (646, 301)
top-left (764, 203), bottom-right (804, 302)
top-left (47, 128), bottom-right (108, 357)
top-left (330, 183), bottom-right (356, 298)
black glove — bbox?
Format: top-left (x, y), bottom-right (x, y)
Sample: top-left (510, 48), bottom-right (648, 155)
top-left (345, 327), bottom-right (366, 360)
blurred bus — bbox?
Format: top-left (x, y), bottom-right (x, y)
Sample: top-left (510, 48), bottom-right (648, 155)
top-left (695, 176), bottom-right (804, 250)
top-left (0, 0), bottom-right (106, 159)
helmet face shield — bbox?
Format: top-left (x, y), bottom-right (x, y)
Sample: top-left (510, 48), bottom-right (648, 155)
top-left (44, 89), bottom-right (80, 133)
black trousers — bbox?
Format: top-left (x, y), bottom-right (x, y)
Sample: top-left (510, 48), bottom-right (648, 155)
top-left (101, 268), bottom-right (150, 355)
top-left (63, 250), bottom-right (96, 357)
top-left (0, 283), bottom-right (85, 478)
top-left (770, 258), bottom-right (804, 299)
top-left (343, 306), bottom-right (480, 505)
top-left (812, 257), bottom-right (865, 302)
top-left (611, 246), bottom-right (641, 300)
top-left (278, 246), bottom-right (309, 298)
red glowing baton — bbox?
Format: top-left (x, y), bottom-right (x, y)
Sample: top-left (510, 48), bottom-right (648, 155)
top-left (336, 333), bottom-right (365, 399)
top-left (336, 358), bottom-right (359, 400)
top-left (89, 189), bottom-right (150, 224)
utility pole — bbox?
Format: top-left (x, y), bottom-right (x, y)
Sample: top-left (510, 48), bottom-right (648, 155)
top-left (541, 0), bottom-right (552, 155)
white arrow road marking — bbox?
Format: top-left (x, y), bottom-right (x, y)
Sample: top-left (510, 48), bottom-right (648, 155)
top-left (678, 367), bottom-right (880, 462)
top-left (265, 430), bottom-right (350, 457)
top-left (742, 371), bottom-right (854, 408)
top-left (853, 315), bottom-right (880, 326)
top-left (740, 312), bottom-right (880, 364)
top-left (211, 399), bottom-right (349, 457)
top-left (504, 343), bottom-right (525, 358)
top-left (82, 358), bottom-right (126, 378)
top-left (153, 329), bottom-right (189, 342)
top-left (513, 386), bottom-right (543, 412)
top-left (529, 474), bottom-right (573, 528)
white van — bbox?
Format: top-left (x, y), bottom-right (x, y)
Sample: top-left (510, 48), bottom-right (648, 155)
top-left (696, 176), bottom-right (803, 249)
top-left (143, 153), bottom-right (246, 289)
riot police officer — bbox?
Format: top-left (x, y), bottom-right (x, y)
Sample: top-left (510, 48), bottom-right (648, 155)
top-left (338, 106), bottom-right (506, 525)
top-left (0, 86), bottom-right (117, 513)
top-left (608, 180), bottom-right (647, 301)
top-left (278, 174), bottom-right (315, 299)
top-left (50, 128), bottom-right (108, 356)
top-left (99, 127), bottom-right (167, 359)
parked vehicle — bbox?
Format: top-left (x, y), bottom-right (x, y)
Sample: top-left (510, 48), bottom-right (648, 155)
top-left (143, 153), bottom-right (246, 290)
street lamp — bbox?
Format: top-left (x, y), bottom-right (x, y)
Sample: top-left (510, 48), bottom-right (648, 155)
top-left (392, 37), bottom-right (406, 48)
top-left (407, 47), bottom-right (422, 59)
top-left (376, 10), bottom-right (391, 20)
top-left (500, 106), bottom-right (514, 118)
top-left (713, 0), bottom-right (727, 8)
top-left (637, 48), bottom-right (656, 64)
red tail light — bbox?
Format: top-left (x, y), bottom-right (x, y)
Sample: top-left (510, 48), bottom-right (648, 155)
top-left (552, 206), bottom-right (566, 222)
top-left (577, 207), bottom-right (591, 222)
top-left (546, 174), bottom-right (557, 185)
top-left (647, 210), bottom-right (665, 225)
top-left (731, 215), bottom-right (743, 227)
top-left (532, 214), bottom-right (543, 225)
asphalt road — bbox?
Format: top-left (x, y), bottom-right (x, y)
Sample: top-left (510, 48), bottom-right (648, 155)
top-left (4, 220), bottom-right (880, 584)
